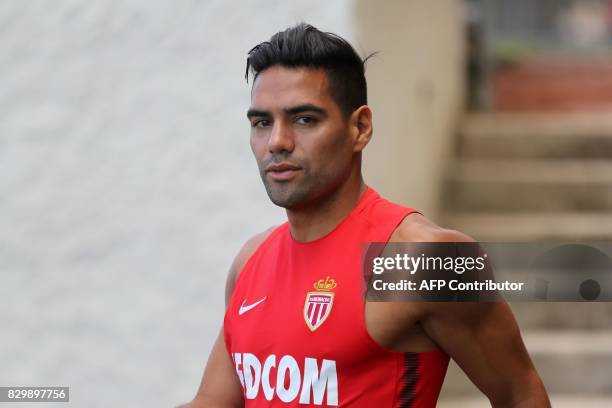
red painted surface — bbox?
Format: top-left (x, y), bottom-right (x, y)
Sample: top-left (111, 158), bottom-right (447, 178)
top-left (494, 61), bottom-right (612, 112)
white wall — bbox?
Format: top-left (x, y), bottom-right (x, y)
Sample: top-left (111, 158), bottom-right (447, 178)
top-left (0, 1), bottom-right (351, 406)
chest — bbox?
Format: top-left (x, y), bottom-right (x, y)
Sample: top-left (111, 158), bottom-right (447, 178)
top-left (227, 237), bottom-right (434, 355)
top-left (228, 259), bottom-right (365, 358)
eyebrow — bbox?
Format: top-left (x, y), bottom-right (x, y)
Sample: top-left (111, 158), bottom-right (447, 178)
top-left (247, 104), bottom-right (327, 120)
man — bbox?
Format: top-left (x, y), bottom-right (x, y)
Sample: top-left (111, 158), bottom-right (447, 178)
top-left (184, 23), bottom-right (550, 407)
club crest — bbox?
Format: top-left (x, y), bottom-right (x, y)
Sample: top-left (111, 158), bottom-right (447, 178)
top-left (304, 276), bottom-right (337, 331)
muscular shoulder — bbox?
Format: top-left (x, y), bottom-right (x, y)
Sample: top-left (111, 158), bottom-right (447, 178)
top-left (390, 213), bottom-right (475, 243)
top-left (390, 214), bottom-right (484, 317)
top-left (224, 225), bottom-right (278, 307)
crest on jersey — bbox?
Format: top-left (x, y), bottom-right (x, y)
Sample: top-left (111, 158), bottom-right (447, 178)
top-left (303, 276), bottom-right (337, 331)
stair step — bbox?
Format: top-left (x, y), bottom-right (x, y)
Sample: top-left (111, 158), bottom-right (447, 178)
top-left (448, 159), bottom-right (612, 183)
top-left (524, 330), bottom-right (612, 354)
top-left (442, 212), bottom-right (612, 241)
top-left (459, 113), bottom-right (612, 159)
top-left (439, 330), bottom-right (612, 397)
top-left (438, 395), bottom-right (612, 407)
top-left (443, 159), bottom-right (612, 212)
top-left (510, 302), bottom-right (612, 330)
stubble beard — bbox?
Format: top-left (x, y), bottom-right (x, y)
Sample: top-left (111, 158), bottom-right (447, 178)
top-left (260, 165), bottom-right (316, 209)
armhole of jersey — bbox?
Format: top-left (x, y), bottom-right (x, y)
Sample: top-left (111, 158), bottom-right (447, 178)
top-left (223, 224), bottom-right (286, 354)
top-left (359, 207), bottom-right (440, 358)
top-left (384, 208), bottom-right (422, 242)
top-left (228, 224), bottom-right (287, 307)
top-left (384, 208), bottom-right (448, 356)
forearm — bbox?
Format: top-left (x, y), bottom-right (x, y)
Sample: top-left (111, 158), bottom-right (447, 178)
top-left (176, 395), bottom-right (244, 408)
top-left (186, 330), bottom-right (245, 408)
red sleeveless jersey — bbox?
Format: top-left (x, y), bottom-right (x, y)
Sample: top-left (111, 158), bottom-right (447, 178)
top-left (224, 186), bottom-right (449, 407)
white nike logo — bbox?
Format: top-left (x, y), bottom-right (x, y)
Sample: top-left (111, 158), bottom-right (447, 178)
top-left (238, 297), bottom-right (267, 315)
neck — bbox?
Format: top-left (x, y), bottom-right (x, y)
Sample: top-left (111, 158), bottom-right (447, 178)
top-left (286, 172), bottom-right (366, 243)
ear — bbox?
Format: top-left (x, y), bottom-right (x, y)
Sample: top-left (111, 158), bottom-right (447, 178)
top-left (349, 105), bottom-right (373, 153)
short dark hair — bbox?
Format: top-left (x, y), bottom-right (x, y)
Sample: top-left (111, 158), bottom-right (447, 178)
top-left (246, 23), bottom-right (372, 118)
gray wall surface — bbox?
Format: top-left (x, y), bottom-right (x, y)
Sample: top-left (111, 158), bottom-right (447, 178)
top-left (357, 0), bottom-right (464, 217)
top-left (1, 2), bottom-right (351, 407)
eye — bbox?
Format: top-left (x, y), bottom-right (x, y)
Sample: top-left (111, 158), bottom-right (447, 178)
top-left (295, 116), bottom-right (317, 125)
top-left (252, 119), bottom-right (271, 128)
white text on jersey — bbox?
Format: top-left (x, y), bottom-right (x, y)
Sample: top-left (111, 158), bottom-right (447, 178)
top-left (232, 352), bottom-right (338, 406)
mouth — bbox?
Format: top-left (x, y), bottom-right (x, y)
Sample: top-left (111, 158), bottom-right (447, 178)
top-left (266, 162), bottom-right (302, 181)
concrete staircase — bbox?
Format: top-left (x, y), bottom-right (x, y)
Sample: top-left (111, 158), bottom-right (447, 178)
top-left (441, 113), bottom-right (612, 241)
top-left (438, 114), bottom-right (612, 405)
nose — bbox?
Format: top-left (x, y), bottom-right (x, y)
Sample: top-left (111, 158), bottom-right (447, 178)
top-left (267, 121), bottom-right (295, 154)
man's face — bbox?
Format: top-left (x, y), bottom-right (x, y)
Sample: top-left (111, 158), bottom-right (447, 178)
top-left (247, 66), bottom-right (355, 209)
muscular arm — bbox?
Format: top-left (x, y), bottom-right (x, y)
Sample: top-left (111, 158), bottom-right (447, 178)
top-left (395, 216), bottom-right (550, 407)
top-left (179, 228), bottom-right (276, 408)
top-left (422, 301), bottom-right (549, 407)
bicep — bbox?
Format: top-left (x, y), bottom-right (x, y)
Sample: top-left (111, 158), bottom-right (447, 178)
top-left (192, 329), bottom-right (244, 408)
top-left (421, 301), bottom-right (537, 404)
top-left (192, 253), bottom-right (245, 406)
top-left (191, 227), bottom-right (276, 406)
